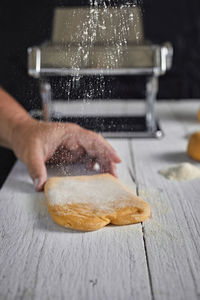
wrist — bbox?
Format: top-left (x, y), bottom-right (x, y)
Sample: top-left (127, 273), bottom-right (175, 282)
top-left (9, 115), bottom-right (35, 150)
top-left (0, 88), bottom-right (35, 150)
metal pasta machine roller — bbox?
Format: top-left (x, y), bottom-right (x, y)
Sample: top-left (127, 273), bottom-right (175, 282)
top-left (28, 5), bottom-right (173, 138)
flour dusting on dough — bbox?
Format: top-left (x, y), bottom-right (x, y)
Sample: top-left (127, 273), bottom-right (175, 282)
top-left (47, 176), bottom-right (131, 211)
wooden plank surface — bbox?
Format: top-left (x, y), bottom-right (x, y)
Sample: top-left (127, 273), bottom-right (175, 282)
top-left (131, 101), bottom-right (200, 300)
top-left (0, 138), bottom-right (151, 300)
top-left (1, 100), bottom-right (200, 300)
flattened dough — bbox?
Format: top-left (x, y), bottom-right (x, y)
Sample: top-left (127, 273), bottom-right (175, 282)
top-left (44, 174), bottom-right (150, 231)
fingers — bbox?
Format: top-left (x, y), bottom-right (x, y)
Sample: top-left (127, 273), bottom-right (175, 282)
top-left (83, 156), bottom-right (117, 177)
top-left (97, 134), bottom-right (121, 163)
top-left (81, 130), bottom-right (121, 163)
top-left (85, 160), bottom-right (96, 171)
top-left (99, 159), bottom-right (118, 177)
top-left (46, 123), bottom-right (121, 174)
top-left (79, 129), bottom-right (121, 176)
top-left (47, 145), bottom-right (86, 165)
top-left (81, 156), bottom-right (97, 171)
top-left (22, 122), bottom-right (121, 191)
top-left (25, 148), bottom-right (47, 191)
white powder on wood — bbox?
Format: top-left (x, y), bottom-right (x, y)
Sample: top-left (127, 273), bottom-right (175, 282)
top-left (159, 162), bottom-right (200, 181)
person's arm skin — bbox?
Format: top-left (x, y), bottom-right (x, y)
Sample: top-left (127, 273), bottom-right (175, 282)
top-left (0, 87), bottom-right (121, 191)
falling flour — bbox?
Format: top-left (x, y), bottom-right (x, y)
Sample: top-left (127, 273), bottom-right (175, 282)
top-left (159, 162), bottom-right (200, 181)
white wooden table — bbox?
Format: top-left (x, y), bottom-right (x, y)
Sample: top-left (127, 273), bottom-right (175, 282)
top-left (1, 100), bottom-right (200, 300)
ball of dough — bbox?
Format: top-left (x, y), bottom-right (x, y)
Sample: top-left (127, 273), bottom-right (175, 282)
top-left (187, 131), bottom-right (200, 161)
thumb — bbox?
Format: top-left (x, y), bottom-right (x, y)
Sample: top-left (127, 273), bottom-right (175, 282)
top-left (26, 150), bottom-right (47, 191)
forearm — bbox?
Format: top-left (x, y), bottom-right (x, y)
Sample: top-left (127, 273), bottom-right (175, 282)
top-left (0, 87), bottom-right (32, 149)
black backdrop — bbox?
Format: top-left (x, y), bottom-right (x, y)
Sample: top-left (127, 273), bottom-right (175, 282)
top-left (0, 0), bottom-right (200, 112)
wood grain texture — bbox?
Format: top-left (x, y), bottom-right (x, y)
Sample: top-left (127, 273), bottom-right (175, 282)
top-left (131, 102), bottom-right (200, 300)
top-left (0, 139), bottom-right (151, 300)
top-left (1, 100), bottom-right (200, 300)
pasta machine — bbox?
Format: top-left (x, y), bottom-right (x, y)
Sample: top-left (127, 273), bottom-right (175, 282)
top-left (28, 5), bottom-right (173, 138)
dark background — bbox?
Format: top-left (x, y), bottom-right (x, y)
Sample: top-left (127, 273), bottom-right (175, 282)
top-left (0, 0), bottom-right (200, 186)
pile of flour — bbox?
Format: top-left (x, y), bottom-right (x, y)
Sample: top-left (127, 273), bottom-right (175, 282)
top-left (159, 162), bottom-right (200, 181)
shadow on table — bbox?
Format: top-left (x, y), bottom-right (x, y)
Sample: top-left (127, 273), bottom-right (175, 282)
top-left (155, 151), bottom-right (195, 164)
top-left (173, 111), bottom-right (198, 123)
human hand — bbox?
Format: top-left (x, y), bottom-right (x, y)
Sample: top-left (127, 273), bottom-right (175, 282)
top-left (11, 118), bottom-right (121, 191)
